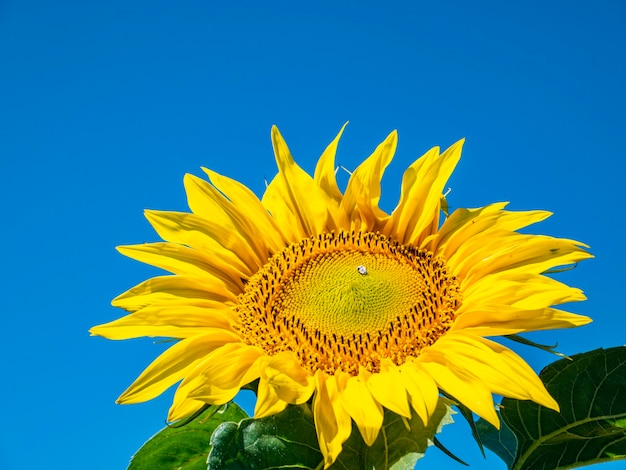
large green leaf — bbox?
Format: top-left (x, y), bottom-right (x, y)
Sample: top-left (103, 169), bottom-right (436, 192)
top-left (207, 399), bottom-right (455, 469)
top-left (477, 346), bottom-right (626, 470)
top-left (128, 403), bottom-right (248, 470)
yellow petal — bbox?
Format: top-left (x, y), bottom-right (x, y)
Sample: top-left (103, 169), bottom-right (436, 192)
top-left (144, 210), bottom-right (257, 275)
top-left (265, 352), bottom-right (315, 404)
top-left (116, 331), bottom-right (240, 404)
top-left (183, 173), bottom-right (281, 262)
top-left (433, 334), bottom-right (559, 410)
top-left (388, 140), bottom-right (463, 246)
top-left (462, 272), bottom-right (586, 311)
top-left (188, 343), bottom-right (265, 403)
top-left (168, 373), bottom-right (211, 422)
top-left (419, 349), bottom-right (500, 428)
top-left (399, 362), bottom-right (439, 426)
top-left (90, 303), bottom-right (236, 340)
top-left (201, 169), bottom-right (286, 252)
top-left (262, 126), bottom-right (331, 238)
top-left (168, 367), bottom-right (214, 422)
top-left (313, 123), bottom-right (348, 221)
top-left (117, 243), bottom-right (244, 290)
top-left (168, 393), bottom-right (207, 422)
top-left (450, 233), bottom-right (592, 285)
top-left (255, 373), bottom-right (289, 419)
top-left (452, 305), bottom-right (591, 336)
top-left (339, 130), bottom-right (397, 231)
top-left (339, 371), bottom-right (383, 446)
top-left (111, 275), bottom-right (237, 313)
top-left (386, 145), bottom-right (438, 241)
top-left (313, 372), bottom-right (352, 468)
top-left (367, 360), bottom-right (411, 418)
top-left (431, 204), bottom-right (550, 257)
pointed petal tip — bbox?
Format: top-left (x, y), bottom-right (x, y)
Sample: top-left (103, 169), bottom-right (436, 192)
top-left (544, 394), bottom-right (560, 412)
top-left (335, 122), bottom-right (349, 141)
top-left (115, 391), bottom-right (145, 406)
top-left (116, 392), bottom-right (131, 405)
top-left (476, 403), bottom-right (501, 430)
top-left (374, 129), bottom-right (398, 155)
top-left (199, 166), bottom-right (221, 182)
top-left (445, 137), bottom-right (465, 150)
top-left (444, 138), bottom-right (466, 154)
top-left (490, 414), bottom-right (502, 430)
top-left (115, 244), bottom-right (137, 255)
top-left (270, 124), bottom-right (282, 140)
top-left (270, 125), bottom-right (293, 163)
top-left (183, 172), bottom-right (208, 186)
top-left (143, 208), bottom-right (158, 221)
top-left (332, 122), bottom-right (349, 141)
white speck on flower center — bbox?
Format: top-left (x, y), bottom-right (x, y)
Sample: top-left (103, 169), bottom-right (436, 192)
top-left (357, 265), bottom-right (367, 275)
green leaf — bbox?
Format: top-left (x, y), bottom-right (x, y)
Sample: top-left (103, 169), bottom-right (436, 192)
top-left (207, 398), bottom-right (455, 470)
top-left (208, 403), bottom-right (322, 469)
top-left (477, 346), bottom-right (626, 470)
top-left (128, 403), bottom-right (248, 470)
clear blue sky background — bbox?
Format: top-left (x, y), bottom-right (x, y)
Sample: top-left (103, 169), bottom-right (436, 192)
top-left (1, 1), bottom-right (625, 469)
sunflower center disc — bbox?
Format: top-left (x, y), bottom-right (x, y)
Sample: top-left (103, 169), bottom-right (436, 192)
top-left (279, 251), bottom-right (420, 337)
top-left (236, 231), bottom-right (462, 375)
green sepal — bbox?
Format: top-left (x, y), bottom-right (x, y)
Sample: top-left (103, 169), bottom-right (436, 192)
top-left (440, 391), bottom-right (485, 459)
top-left (504, 334), bottom-right (570, 360)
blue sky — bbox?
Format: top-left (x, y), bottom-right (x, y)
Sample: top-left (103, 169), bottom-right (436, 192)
top-left (1, 1), bottom-right (625, 469)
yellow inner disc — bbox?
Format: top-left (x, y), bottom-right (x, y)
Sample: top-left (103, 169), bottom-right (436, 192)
top-left (276, 251), bottom-right (425, 337)
top-left (236, 231), bottom-right (461, 375)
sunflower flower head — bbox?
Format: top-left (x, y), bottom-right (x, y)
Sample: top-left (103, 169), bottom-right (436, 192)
top-left (91, 124), bottom-right (592, 467)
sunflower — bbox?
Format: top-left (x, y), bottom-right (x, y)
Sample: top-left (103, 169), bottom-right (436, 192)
top-left (91, 125), bottom-right (591, 467)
